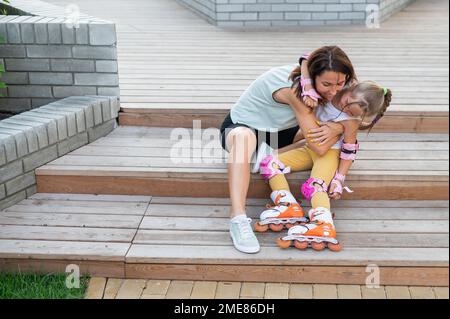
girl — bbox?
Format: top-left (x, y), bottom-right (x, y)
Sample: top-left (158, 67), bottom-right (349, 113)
top-left (221, 46), bottom-right (357, 254)
top-left (254, 80), bottom-right (393, 252)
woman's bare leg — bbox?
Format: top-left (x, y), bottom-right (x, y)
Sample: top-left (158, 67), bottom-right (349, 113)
top-left (225, 127), bottom-right (257, 218)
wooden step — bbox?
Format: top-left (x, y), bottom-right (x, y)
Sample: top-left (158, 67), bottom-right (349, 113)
top-left (35, 127), bottom-right (449, 200)
top-left (119, 108), bottom-right (449, 134)
top-left (0, 194), bottom-right (447, 286)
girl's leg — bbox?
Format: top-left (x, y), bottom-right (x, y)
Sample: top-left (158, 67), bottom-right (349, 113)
top-left (225, 126), bottom-right (257, 218)
top-left (307, 148), bottom-right (340, 210)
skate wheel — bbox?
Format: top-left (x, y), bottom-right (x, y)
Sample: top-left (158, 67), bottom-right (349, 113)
top-left (311, 241), bottom-right (326, 251)
top-left (294, 240), bottom-right (308, 250)
top-left (269, 223), bottom-right (284, 232)
top-left (254, 222), bottom-right (269, 233)
top-left (277, 238), bottom-right (291, 249)
top-left (328, 242), bottom-right (342, 252)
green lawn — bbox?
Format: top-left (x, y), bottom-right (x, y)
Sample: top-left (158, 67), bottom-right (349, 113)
top-left (0, 272), bottom-right (89, 299)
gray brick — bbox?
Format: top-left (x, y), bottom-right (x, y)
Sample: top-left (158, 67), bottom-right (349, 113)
top-left (0, 160), bottom-right (23, 184)
top-left (74, 73), bottom-right (119, 86)
top-left (15, 113), bottom-right (59, 145)
top-left (272, 4), bottom-right (298, 11)
top-left (0, 123), bottom-right (38, 154)
top-left (50, 59), bottom-right (95, 72)
top-left (57, 98), bottom-right (95, 129)
top-left (5, 58), bottom-right (50, 72)
top-left (6, 171), bottom-right (36, 195)
top-left (0, 22), bottom-right (6, 42)
top-left (57, 131), bottom-right (88, 156)
top-left (53, 86), bottom-right (97, 98)
top-left (0, 191), bottom-right (26, 211)
top-left (244, 4), bottom-right (271, 11)
top-left (20, 23), bottom-right (35, 44)
top-left (34, 18), bottom-right (53, 44)
top-left (8, 85), bottom-right (53, 98)
top-left (95, 60), bottom-right (118, 73)
top-left (31, 98), bottom-right (58, 108)
top-left (29, 72), bottom-right (73, 85)
top-left (28, 109), bottom-right (68, 141)
top-left (48, 102), bottom-right (86, 133)
top-left (38, 105), bottom-right (77, 137)
top-left (1, 118), bottom-right (49, 149)
top-left (230, 12), bottom-right (258, 20)
top-left (0, 72), bottom-right (29, 85)
top-left (0, 133), bottom-right (19, 161)
top-left (216, 4), bottom-right (244, 12)
top-left (89, 23), bottom-right (116, 45)
top-left (0, 184), bottom-right (5, 200)
top-left (0, 45), bottom-right (26, 58)
top-left (298, 4), bottom-right (326, 11)
top-left (259, 12), bottom-right (283, 20)
top-left (6, 23), bottom-right (21, 44)
top-left (27, 45), bottom-right (72, 58)
top-left (22, 144), bottom-right (58, 172)
top-left (47, 22), bottom-right (62, 44)
top-left (84, 96), bottom-right (112, 122)
top-left (285, 12), bottom-right (312, 20)
top-left (326, 4), bottom-right (353, 11)
top-left (68, 96), bottom-right (103, 125)
top-left (339, 11), bottom-right (366, 19)
top-left (25, 184), bottom-right (37, 197)
top-left (0, 144), bottom-right (5, 165)
top-left (61, 24), bottom-right (76, 44)
top-left (0, 128), bottom-right (29, 157)
top-left (97, 87), bottom-right (120, 97)
top-left (72, 46), bottom-right (117, 59)
top-left (88, 119), bottom-right (117, 143)
top-left (75, 23), bottom-right (89, 44)
top-left (312, 12), bottom-right (339, 19)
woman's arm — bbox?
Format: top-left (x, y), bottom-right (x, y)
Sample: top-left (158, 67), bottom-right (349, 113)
top-left (277, 88), bottom-right (341, 156)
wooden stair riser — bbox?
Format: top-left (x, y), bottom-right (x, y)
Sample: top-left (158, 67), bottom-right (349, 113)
top-left (119, 111), bottom-right (449, 134)
top-left (36, 175), bottom-right (449, 200)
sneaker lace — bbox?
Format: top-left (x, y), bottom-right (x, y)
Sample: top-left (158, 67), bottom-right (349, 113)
top-left (236, 218), bottom-right (254, 239)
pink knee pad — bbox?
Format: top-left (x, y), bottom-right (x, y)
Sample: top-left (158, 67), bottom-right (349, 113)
top-left (301, 178), bottom-right (328, 200)
top-left (259, 155), bottom-right (291, 181)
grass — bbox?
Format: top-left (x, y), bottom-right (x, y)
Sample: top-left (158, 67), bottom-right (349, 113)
top-left (0, 272), bottom-right (89, 299)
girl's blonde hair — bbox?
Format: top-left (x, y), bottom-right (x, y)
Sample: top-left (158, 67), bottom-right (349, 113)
top-left (348, 81), bottom-right (393, 132)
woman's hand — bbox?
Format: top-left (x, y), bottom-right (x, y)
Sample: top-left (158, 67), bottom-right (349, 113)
top-left (307, 121), bottom-right (344, 146)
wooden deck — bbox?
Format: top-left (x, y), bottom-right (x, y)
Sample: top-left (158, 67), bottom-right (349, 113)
top-left (0, 193), bottom-right (448, 286)
top-left (47, 0), bottom-right (449, 133)
top-left (35, 126), bottom-right (449, 200)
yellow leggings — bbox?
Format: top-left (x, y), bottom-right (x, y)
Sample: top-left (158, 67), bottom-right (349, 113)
top-left (269, 146), bottom-right (340, 210)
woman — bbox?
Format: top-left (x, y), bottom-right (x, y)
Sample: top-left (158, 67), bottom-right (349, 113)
top-left (220, 46), bottom-right (357, 254)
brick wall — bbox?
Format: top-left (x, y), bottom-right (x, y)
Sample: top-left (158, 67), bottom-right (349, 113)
top-left (0, 96), bottom-right (119, 210)
top-left (176, 0), bottom-right (416, 27)
top-left (0, 0), bottom-right (119, 116)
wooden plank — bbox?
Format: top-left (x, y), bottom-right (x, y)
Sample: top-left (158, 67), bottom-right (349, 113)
top-left (18, 199), bottom-right (149, 209)
top-left (35, 175), bottom-right (450, 201)
top-left (115, 279), bottom-right (146, 299)
top-left (0, 212), bottom-right (142, 229)
top-left (126, 245), bottom-right (449, 267)
top-left (361, 287), bottom-right (387, 299)
top-left (215, 282), bottom-right (241, 299)
top-left (433, 287), bottom-right (449, 299)
top-left (134, 230), bottom-right (449, 249)
top-left (29, 193), bottom-right (152, 202)
top-left (4, 204), bottom-right (147, 216)
top-left (85, 277), bottom-right (107, 299)
top-left (0, 258), bottom-right (125, 278)
top-left (0, 225), bottom-right (136, 243)
top-left (144, 204), bottom-right (450, 220)
top-left (190, 281), bottom-right (218, 299)
top-left (0, 240), bottom-right (130, 261)
top-left (138, 216), bottom-right (448, 234)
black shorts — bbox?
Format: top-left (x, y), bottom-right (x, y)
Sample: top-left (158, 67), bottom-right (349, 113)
top-left (220, 113), bottom-right (300, 152)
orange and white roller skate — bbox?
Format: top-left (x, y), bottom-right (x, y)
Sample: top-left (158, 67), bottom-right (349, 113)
top-left (276, 207), bottom-right (342, 252)
top-left (254, 190), bottom-right (308, 233)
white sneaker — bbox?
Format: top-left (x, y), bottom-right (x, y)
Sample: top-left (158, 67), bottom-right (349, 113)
top-left (251, 142), bottom-right (274, 174)
top-left (230, 215), bottom-right (261, 254)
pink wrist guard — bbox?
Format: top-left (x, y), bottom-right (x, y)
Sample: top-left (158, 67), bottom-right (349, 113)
top-left (301, 178), bottom-right (328, 200)
top-left (259, 155), bottom-right (291, 181)
top-left (330, 172), bottom-right (353, 195)
top-left (340, 141), bottom-right (360, 162)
